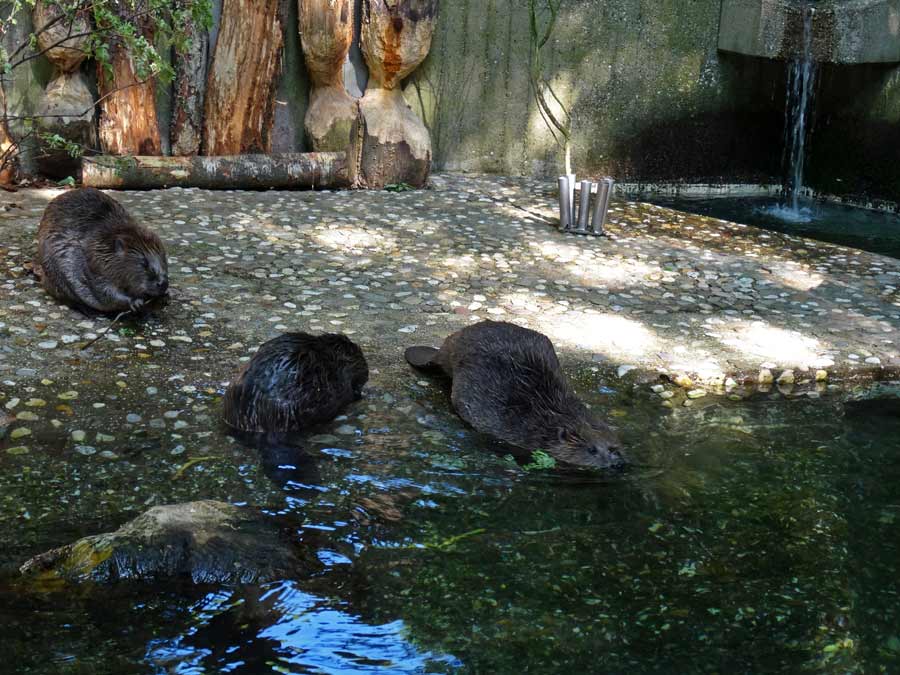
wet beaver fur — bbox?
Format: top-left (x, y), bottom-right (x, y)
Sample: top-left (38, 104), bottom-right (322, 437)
top-left (223, 332), bottom-right (369, 433)
top-left (405, 320), bottom-right (627, 470)
top-left (34, 188), bottom-right (168, 315)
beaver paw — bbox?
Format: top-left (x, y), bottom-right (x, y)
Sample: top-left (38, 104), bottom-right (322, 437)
top-left (128, 298), bottom-right (146, 313)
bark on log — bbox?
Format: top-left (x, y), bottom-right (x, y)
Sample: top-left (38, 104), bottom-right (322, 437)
top-left (299, 0), bottom-right (357, 152)
top-left (170, 1), bottom-right (209, 156)
top-left (203, 0), bottom-right (285, 155)
top-left (0, 84), bottom-right (16, 184)
top-left (96, 7), bottom-right (162, 156)
top-left (82, 153), bottom-right (350, 190)
top-left (350, 0), bottom-right (437, 189)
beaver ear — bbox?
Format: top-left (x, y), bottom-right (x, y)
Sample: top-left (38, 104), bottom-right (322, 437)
top-left (113, 236), bottom-right (127, 255)
top-left (557, 428), bottom-right (569, 444)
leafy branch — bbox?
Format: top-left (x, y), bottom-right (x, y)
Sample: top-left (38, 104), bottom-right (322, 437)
top-left (528, 0), bottom-right (573, 175)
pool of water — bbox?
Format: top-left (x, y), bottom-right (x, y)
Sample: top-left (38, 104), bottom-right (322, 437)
top-left (633, 195), bottom-right (900, 260)
top-left (2, 368), bottom-right (900, 673)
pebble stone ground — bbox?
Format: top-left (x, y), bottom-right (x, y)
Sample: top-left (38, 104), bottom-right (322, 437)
top-left (1, 172), bottom-right (899, 403)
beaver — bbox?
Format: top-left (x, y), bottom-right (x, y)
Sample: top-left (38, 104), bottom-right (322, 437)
top-left (405, 320), bottom-right (627, 470)
top-left (33, 188), bottom-right (168, 315)
top-left (223, 332), bottom-right (369, 433)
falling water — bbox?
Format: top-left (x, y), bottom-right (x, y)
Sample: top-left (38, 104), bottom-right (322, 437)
top-left (780, 3), bottom-right (818, 216)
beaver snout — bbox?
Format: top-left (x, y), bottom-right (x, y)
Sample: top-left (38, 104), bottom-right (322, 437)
top-left (155, 278), bottom-right (169, 295)
top-left (588, 441), bottom-right (629, 469)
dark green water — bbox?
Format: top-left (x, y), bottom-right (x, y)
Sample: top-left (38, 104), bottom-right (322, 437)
top-left (634, 195), bottom-right (900, 260)
top-left (2, 370), bottom-right (900, 673)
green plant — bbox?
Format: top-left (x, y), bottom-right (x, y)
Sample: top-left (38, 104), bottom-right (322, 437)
top-left (523, 449), bottom-right (557, 471)
top-left (384, 182), bottom-right (415, 192)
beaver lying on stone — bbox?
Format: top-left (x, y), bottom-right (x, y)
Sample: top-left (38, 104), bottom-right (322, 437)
top-left (405, 320), bottom-right (627, 470)
top-left (224, 333), bottom-right (369, 433)
top-left (34, 188), bottom-right (168, 315)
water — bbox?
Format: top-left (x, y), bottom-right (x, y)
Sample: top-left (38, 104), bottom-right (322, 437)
top-left (781, 4), bottom-right (818, 215)
top-left (2, 367), bottom-right (900, 673)
top-left (636, 194), bottom-right (900, 260)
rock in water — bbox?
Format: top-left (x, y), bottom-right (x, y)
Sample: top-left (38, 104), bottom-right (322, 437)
top-left (20, 501), bottom-right (317, 584)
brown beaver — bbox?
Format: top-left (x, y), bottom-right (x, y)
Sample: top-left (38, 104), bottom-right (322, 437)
top-left (405, 320), bottom-right (627, 470)
top-left (223, 333), bottom-right (369, 433)
top-left (33, 188), bottom-right (168, 315)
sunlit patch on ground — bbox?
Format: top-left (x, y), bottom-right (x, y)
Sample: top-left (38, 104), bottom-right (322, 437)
top-left (715, 320), bottom-right (830, 366)
top-left (313, 226), bottom-right (396, 252)
top-left (538, 311), bottom-right (661, 360)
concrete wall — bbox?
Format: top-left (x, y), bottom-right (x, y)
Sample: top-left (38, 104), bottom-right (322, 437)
top-left (3, 0), bottom-right (900, 203)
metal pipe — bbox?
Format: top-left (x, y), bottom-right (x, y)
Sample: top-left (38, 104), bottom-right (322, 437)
top-left (591, 178), bottom-right (614, 234)
top-left (567, 173), bottom-right (576, 226)
top-left (576, 179), bottom-right (592, 231)
top-left (557, 175), bottom-right (571, 230)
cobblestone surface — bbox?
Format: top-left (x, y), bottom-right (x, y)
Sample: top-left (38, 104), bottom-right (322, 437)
top-left (1, 173), bottom-right (899, 396)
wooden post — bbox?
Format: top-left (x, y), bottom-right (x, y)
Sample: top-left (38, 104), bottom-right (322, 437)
top-left (0, 83), bottom-right (15, 184)
top-left (82, 153), bottom-right (350, 190)
top-left (203, 0), bottom-right (285, 155)
top-left (31, 1), bottom-right (96, 177)
top-left (170, 0), bottom-right (209, 156)
top-left (298, 0), bottom-right (357, 152)
top-left (349, 0), bottom-right (437, 189)
top-left (96, 4), bottom-right (162, 156)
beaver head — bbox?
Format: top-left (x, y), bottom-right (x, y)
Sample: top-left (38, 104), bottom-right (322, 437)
top-left (103, 230), bottom-right (169, 302)
top-left (545, 415), bottom-right (627, 470)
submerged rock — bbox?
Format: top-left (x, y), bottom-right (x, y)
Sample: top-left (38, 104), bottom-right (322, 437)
top-left (20, 500), bottom-right (317, 585)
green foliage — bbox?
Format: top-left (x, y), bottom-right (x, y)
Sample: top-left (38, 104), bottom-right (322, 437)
top-left (56, 175), bottom-right (74, 186)
top-left (384, 182), bottom-right (415, 192)
top-left (39, 131), bottom-right (82, 158)
top-left (523, 449), bottom-right (557, 471)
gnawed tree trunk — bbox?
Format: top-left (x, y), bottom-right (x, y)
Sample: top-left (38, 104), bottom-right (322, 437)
top-left (32, 1), bottom-right (95, 177)
top-left (203, 0), bottom-right (285, 155)
top-left (349, 0), bottom-right (437, 189)
top-left (82, 152), bottom-right (349, 189)
top-left (170, 0), bottom-right (209, 156)
top-left (299, 0), bottom-right (357, 152)
top-left (97, 6), bottom-right (162, 156)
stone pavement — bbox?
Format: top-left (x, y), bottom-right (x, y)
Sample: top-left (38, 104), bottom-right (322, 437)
top-left (1, 173), bottom-right (899, 401)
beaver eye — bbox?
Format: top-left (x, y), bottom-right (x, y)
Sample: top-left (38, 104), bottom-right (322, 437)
top-left (588, 446), bottom-right (599, 455)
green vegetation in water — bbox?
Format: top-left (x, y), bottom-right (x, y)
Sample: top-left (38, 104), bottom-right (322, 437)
top-left (523, 449), bottom-right (557, 471)
top-left (384, 182), bottom-right (415, 192)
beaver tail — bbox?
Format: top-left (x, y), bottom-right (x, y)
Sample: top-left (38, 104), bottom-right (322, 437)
top-left (404, 346), bottom-right (441, 370)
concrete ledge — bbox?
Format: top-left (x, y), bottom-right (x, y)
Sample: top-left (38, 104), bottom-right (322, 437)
top-left (718, 0), bottom-right (900, 64)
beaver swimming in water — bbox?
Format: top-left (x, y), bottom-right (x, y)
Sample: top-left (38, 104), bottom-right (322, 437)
top-left (223, 332), bottom-right (369, 433)
top-left (405, 320), bottom-right (627, 470)
top-left (34, 188), bottom-right (168, 315)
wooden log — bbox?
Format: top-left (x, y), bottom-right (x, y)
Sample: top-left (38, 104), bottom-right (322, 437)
top-left (203, 0), bottom-right (285, 155)
top-left (170, 0), bottom-right (209, 156)
top-left (350, 0), bottom-right (437, 189)
top-left (82, 153), bottom-right (350, 190)
top-left (298, 0), bottom-right (357, 152)
top-left (96, 6), bottom-right (162, 156)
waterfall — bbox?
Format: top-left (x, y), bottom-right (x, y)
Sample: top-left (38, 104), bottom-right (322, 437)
top-left (781, 4), bottom-right (818, 213)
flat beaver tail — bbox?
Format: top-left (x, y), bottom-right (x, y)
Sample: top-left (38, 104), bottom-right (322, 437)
top-left (404, 346), bottom-right (441, 370)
